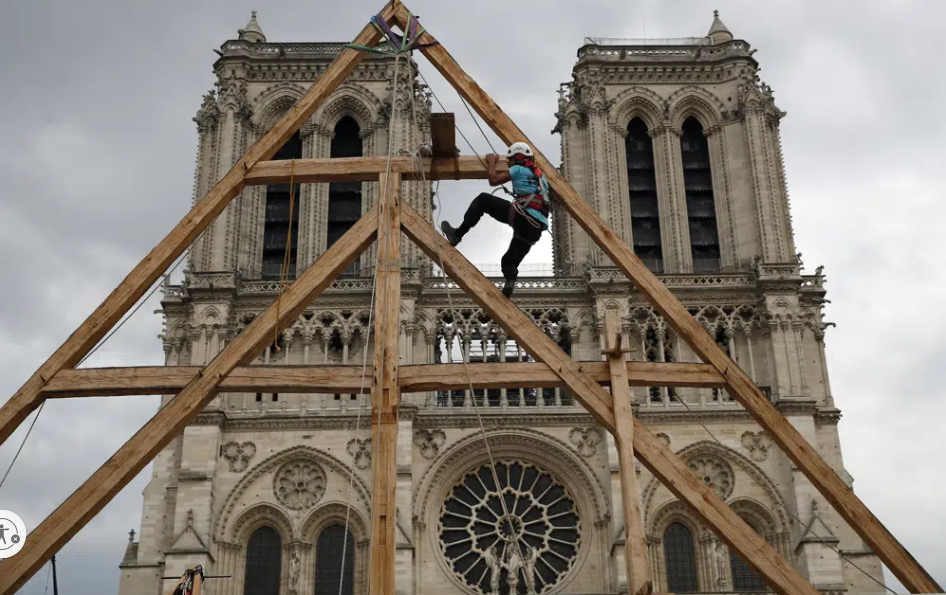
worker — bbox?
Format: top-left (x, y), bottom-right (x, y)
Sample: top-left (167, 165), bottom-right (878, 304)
top-left (440, 142), bottom-right (551, 298)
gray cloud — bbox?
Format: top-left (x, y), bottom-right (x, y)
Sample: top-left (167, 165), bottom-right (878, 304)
top-left (2, 0), bottom-right (944, 592)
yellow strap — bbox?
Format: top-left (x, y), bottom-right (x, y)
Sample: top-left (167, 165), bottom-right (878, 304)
top-left (273, 158), bottom-right (296, 351)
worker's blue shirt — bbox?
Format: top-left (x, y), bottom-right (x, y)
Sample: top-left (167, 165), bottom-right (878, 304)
top-left (508, 164), bottom-right (550, 229)
top-left (509, 165), bottom-right (549, 198)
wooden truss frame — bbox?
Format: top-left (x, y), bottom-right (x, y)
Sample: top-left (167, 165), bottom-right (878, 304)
top-left (0, 2), bottom-right (938, 594)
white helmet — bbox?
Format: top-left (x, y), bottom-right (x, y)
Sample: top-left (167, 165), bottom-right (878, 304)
top-left (506, 142), bottom-right (533, 159)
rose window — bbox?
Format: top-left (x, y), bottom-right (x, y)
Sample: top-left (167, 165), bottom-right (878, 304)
top-left (273, 461), bottom-right (326, 510)
top-left (439, 461), bottom-right (581, 594)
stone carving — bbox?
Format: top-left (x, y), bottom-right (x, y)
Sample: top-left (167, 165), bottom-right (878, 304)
top-left (413, 429), bottom-right (447, 459)
top-left (712, 539), bottom-right (728, 589)
top-left (523, 544), bottom-right (538, 594)
top-left (569, 427), bottom-right (604, 457)
top-left (687, 456), bottom-right (734, 500)
top-left (347, 438), bottom-right (372, 470)
top-left (505, 545), bottom-right (523, 593)
top-left (438, 460), bottom-right (580, 594)
top-left (274, 460), bottom-right (326, 510)
top-left (289, 544), bottom-right (301, 594)
top-left (655, 433), bottom-right (671, 448)
top-left (483, 543), bottom-right (501, 593)
top-left (741, 430), bottom-right (773, 462)
top-left (221, 441), bottom-right (257, 473)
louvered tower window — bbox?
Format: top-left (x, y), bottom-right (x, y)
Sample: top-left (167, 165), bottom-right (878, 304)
top-left (262, 132), bottom-right (303, 279)
top-left (625, 118), bottom-right (663, 273)
top-left (680, 117), bottom-right (721, 273)
top-left (730, 518), bottom-right (768, 591)
top-left (314, 525), bottom-right (355, 595)
top-left (243, 526), bottom-right (282, 595)
top-left (328, 117), bottom-right (363, 276)
top-left (663, 522), bottom-right (698, 593)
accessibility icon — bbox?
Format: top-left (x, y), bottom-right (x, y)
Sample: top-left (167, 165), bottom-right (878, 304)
top-left (0, 510), bottom-right (26, 559)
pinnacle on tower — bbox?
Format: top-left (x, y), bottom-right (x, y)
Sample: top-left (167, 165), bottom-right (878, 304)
top-left (238, 10), bottom-right (267, 43)
top-left (707, 9), bottom-right (733, 44)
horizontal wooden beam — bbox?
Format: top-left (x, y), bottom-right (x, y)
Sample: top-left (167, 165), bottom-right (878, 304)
top-left (40, 362), bottom-right (725, 398)
top-left (244, 156), bottom-right (506, 185)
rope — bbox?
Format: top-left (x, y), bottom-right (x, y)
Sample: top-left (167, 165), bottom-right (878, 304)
top-left (0, 223), bottom-right (200, 494)
top-left (337, 50), bottom-right (404, 594)
top-left (411, 63), bottom-right (540, 593)
top-left (416, 58), bottom-right (887, 594)
top-left (273, 158), bottom-right (297, 352)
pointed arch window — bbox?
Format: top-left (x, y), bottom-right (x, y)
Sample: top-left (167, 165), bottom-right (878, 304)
top-left (680, 117), bottom-right (721, 273)
top-left (328, 116), bottom-right (363, 276)
top-left (625, 118), bottom-right (663, 273)
top-left (663, 522), bottom-right (698, 593)
top-left (262, 131), bottom-right (303, 279)
top-left (730, 517), bottom-right (768, 591)
top-left (314, 524), bottom-right (355, 595)
top-left (244, 526), bottom-right (282, 595)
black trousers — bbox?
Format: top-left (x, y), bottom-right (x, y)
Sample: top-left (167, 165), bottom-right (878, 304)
top-left (455, 193), bottom-right (543, 281)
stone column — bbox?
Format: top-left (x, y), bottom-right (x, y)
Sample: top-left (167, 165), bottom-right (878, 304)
top-left (650, 125), bottom-right (691, 273)
top-left (704, 124), bottom-right (740, 271)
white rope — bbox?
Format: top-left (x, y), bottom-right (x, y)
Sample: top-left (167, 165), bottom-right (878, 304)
top-left (0, 225), bottom-right (201, 494)
top-left (408, 70), bottom-right (536, 592)
top-left (336, 51), bottom-right (404, 595)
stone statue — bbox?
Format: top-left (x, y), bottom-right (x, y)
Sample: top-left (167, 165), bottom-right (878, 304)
top-left (505, 545), bottom-right (524, 593)
top-left (713, 540), bottom-right (728, 589)
top-left (523, 545), bottom-right (538, 594)
top-left (289, 545), bottom-right (301, 593)
top-left (483, 543), bottom-right (501, 593)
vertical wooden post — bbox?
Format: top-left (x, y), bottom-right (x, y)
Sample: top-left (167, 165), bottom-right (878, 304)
top-left (369, 171), bottom-right (401, 595)
top-left (604, 309), bottom-right (651, 595)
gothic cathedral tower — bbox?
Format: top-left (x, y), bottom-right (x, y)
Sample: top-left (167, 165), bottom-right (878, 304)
top-left (118, 12), bottom-right (885, 595)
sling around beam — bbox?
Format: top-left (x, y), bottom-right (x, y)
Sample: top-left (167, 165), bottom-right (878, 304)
top-left (395, 7), bottom-right (941, 592)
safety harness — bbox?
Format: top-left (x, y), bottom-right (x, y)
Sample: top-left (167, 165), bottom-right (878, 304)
top-left (507, 159), bottom-right (551, 241)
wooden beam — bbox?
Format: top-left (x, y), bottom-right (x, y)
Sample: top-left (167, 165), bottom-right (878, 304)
top-left (244, 155), bottom-right (507, 185)
top-left (605, 309), bottom-right (651, 595)
top-left (429, 113), bottom-right (457, 156)
top-left (0, 2), bottom-right (396, 452)
top-left (39, 360), bottom-right (726, 398)
top-left (0, 207), bottom-right (379, 595)
top-left (369, 171), bottom-right (400, 595)
top-left (398, 8), bottom-right (941, 592)
top-left (399, 200), bottom-right (818, 595)
top-left (399, 361), bottom-right (724, 392)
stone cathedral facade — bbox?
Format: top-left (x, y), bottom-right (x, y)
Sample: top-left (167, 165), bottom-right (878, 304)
top-left (118, 12), bottom-right (886, 595)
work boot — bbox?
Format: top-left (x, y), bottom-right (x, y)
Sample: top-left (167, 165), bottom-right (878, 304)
top-left (441, 221), bottom-right (462, 246)
top-left (502, 279), bottom-right (515, 298)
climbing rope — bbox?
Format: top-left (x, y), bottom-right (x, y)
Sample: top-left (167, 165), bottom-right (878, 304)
top-left (414, 63), bottom-right (892, 594)
top-left (407, 70), bottom-right (537, 593)
top-left (0, 221), bottom-right (203, 494)
top-left (335, 49), bottom-right (406, 595)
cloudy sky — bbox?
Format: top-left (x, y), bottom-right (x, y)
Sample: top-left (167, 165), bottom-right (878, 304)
top-left (1, 0), bottom-right (944, 593)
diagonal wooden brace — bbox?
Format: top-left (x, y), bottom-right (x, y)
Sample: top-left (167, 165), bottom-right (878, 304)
top-left (395, 5), bottom-right (940, 591)
top-left (0, 0), bottom-right (399, 451)
top-left (400, 201), bottom-right (818, 595)
top-left (0, 207), bottom-right (379, 595)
